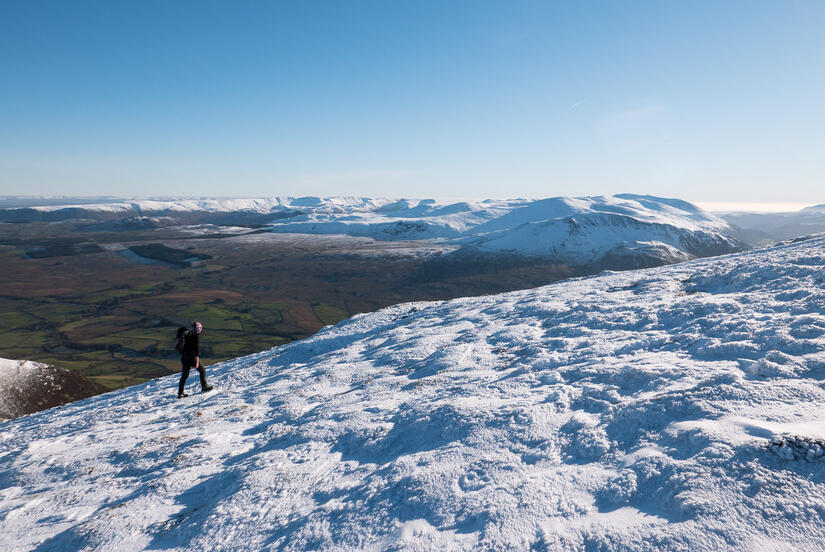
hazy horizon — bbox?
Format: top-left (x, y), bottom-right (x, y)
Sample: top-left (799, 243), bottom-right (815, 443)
top-left (1, 1), bottom-right (823, 202)
top-left (0, 194), bottom-right (819, 215)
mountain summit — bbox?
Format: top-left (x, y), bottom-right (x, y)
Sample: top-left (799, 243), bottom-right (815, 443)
top-left (2, 235), bottom-right (824, 550)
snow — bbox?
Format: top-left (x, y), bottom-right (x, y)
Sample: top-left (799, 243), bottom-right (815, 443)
top-left (0, 359), bottom-right (46, 418)
top-left (10, 194), bottom-right (742, 265)
top-left (0, 359), bottom-right (105, 420)
top-left (261, 194), bottom-right (733, 242)
top-left (22, 197), bottom-right (298, 214)
top-left (801, 204), bottom-right (825, 214)
top-left (3, 236), bottom-right (825, 550)
top-left (0, 359), bottom-right (58, 420)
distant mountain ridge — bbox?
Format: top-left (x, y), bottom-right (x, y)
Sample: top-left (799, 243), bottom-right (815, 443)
top-left (0, 194), bottom-right (746, 269)
top-left (260, 194), bottom-right (744, 269)
top-left (450, 194), bottom-right (741, 268)
top-left (720, 204), bottom-right (825, 246)
top-left (800, 203), bottom-right (825, 214)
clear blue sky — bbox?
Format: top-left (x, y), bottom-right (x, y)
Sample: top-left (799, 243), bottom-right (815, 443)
top-left (1, 0), bottom-right (823, 203)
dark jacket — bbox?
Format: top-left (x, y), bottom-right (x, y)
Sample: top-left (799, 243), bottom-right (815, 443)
top-left (180, 331), bottom-right (200, 360)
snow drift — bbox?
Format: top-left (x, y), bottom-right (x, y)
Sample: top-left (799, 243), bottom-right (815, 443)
top-left (3, 236), bottom-right (825, 550)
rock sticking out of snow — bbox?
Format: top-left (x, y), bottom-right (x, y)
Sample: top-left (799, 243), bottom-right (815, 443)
top-left (0, 358), bottom-right (106, 419)
top-left (769, 436), bottom-right (825, 462)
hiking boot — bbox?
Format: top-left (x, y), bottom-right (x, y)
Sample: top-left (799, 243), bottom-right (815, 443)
top-left (177, 392), bottom-right (188, 399)
top-left (202, 385), bottom-right (214, 393)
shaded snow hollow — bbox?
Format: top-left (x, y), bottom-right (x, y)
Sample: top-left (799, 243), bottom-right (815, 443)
top-left (3, 236), bottom-right (825, 550)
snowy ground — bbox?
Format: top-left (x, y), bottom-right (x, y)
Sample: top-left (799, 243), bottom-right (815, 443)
top-left (2, 235), bottom-right (825, 551)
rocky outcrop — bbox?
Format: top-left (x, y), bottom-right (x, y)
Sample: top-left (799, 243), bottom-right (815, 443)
top-left (0, 358), bottom-right (106, 419)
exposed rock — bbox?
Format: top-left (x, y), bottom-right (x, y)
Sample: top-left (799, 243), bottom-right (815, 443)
top-left (0, 358), bottom-right (106, 419)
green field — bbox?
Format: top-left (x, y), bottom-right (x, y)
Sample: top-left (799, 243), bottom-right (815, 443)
top-left (312, 303), bottom-right (351, 326)
top-left (0, 310), bottom-right (40, 330)
top-left (0, 283), bottom-right (321, 390)
top-left (0, 220), bottom-right (574, 393)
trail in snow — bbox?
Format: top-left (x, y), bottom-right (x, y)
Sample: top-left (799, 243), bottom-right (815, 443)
top-left (1, 236), bottom-right (825, 550)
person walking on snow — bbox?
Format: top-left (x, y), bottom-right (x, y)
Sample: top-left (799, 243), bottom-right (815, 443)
top-left (178, 321), bottom-right (213, 398)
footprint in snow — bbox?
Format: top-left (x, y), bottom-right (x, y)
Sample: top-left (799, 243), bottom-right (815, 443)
top-left (458, 464), bottom-right (494, 491)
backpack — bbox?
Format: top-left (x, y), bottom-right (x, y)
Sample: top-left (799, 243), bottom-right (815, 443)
top-left (175, 327), bottom-right (189, 354)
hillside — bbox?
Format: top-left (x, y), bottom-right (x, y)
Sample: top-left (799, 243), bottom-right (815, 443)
top-left (2, 194), bottom-right (744, 266)
top-left (266, 194), bottom-right (744, 268)
top-left (0, 358), bottom-right (106, 420)
top-left (456, 195), bottom-right (739, 268)
top-left (2, 234), bottom-right (824, 550)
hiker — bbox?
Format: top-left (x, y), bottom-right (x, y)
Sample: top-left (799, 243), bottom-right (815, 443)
top-left (177, 321), bottom-right (213, 398)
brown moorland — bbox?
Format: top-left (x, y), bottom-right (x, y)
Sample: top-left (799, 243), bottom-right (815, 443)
top-left (0, 221), bottom-right (574, 391)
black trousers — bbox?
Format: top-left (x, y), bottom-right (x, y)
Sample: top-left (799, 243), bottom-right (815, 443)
top-left (179, 358), bottom-right (208, 395)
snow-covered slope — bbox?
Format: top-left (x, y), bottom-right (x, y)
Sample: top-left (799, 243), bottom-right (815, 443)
top-left (262, 197), bottom-right (517, 239)
top-left (456, 195), bottom-right (740, 267)
top-left (16, 197), bottom-right (297, 214)
top-left (801, 203), bottom-right (825, 214)
top-left (3, 237), bottom-right (825, 550)
top-left (264, 195), bottom-right (738, 258)
top-left (3, 194), bottom-right (743, 267)
top-left (0, 358), bottom-right (105, 420)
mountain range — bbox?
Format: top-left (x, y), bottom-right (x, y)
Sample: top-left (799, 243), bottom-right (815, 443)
top-left (1, 194), bottom-right (746, 270)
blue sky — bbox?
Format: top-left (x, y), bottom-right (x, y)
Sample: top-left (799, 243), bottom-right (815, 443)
top-left (1, 1), bottom-right (823, 204)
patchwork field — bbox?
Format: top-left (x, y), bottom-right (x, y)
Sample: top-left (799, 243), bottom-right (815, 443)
top-left (0, 222), bottom-right (573, 391)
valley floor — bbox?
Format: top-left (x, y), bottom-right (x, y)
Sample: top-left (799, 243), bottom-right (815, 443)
top-left (0, 222), bottom-right (571, 391)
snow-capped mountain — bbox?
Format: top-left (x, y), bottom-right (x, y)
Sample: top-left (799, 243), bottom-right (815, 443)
top-left (453, 195), bottom-right (741, 268)
top-left (266, 194), bottom-right (744, 269)
top-left (720, 203), bottom-right (825, 246)
top-left (801, 203), bottom-right (825, 214)
top-left (7, 197), bottom-right (296, 214)
top-left (3, 235), bottom-right (825, 550)
top-left (0, 358), bottom-right (105, 420)
top-left (3, 194), bottom-right (745, 268)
